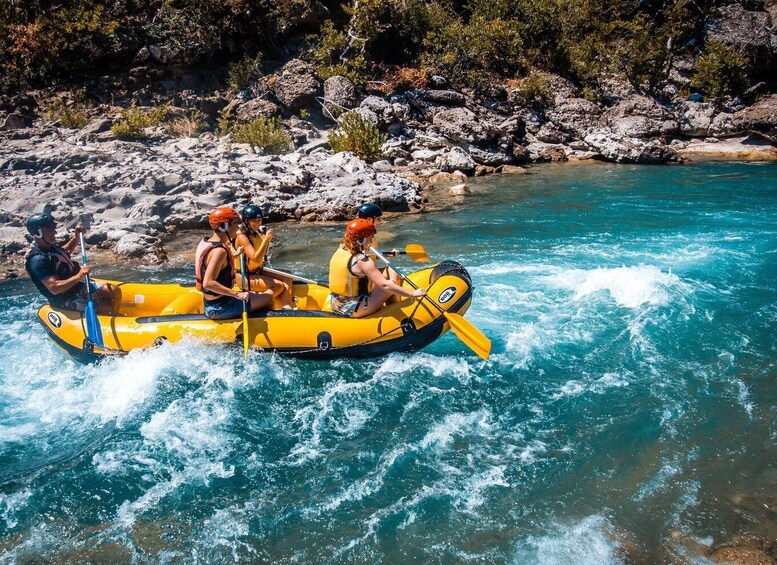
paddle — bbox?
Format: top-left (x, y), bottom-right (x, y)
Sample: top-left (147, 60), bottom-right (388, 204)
top-left (396, 244), bottom-right (429, 262)
top-left (371, 247), bottom-right (491, 360)
top-left (78, 232), bottom-right (104, 348)
top-left (262, 266), bottom-right (323, 286)
top-left (239, 252), bottom-right (250, 360)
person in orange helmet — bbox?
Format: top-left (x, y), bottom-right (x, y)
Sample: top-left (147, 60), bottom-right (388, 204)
top-left (195, 207), bottom-right (273, 320)
top-left (328, 218), bottom-right (425, 318)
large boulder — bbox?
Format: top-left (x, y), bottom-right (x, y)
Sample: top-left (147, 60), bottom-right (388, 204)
top-left (271, 59), bottom-right (320, 110)
top-left (600, 95), bottom-right (677, 138)
top-left (432, 107), bottom-right (489, 144)
top-left (584, 131), bottom-right (676, 163)
top-left (545, 98), bottom-right (601, 138)
top-left (732, 94), bottom-right (777, 142)
top-left (677, 101), bottom-right (738, 137)
top-left (323, 75), bottom-right (357, 114)
top-left (440, 146), bottom-right (476, 173)
top-left (235, 99), bottom-right (280, 122)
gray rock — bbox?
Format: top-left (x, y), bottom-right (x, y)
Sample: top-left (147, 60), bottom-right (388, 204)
top-left (2, 113), bottom-right (33, 131)
top-left (584, 131), bottom-right (676, 163)
top-left (432, 107), bottom-right (488, 144)
top-left (546, 98), bottom-right (601, 138)
top-left (271, 59), bottom-right (320, 110)
top-left (80, 119), bottom-right (113, 135)
top-left (422, 90), bottom-right (466, 106)
top-left (600, 95), bottom-right (677, 138)
top-left (323, 76), bottom-right (357, 112)
top-left (440, 147), bottom-right (476, 173)
top-left (235, 99), bottom-right (280, 122)
top-left (115, 232), bottom-right (155, 257)
top-left (429, 75), bottom-right (448, 88)
top-left (732, 94), bottom-right (777, 142)
top-left (468, 147), bottom-right (514, 166)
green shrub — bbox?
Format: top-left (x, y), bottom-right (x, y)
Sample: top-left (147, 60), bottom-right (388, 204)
top-left (519, 73), bottom-right (551, 103)
top-left (227, 53), bottom-right (262, 92)
top-left (692, 41), bottom-right (748, 99)
top-left (420, 16), bottom-right (523, 85)
top-left (231, 116), bottom-right (292, 153)
top-left (314, 20), bottom-right (368, 85)
top-left (329, 111), bottom-right (387, 163)
top-left (45, 99), bottom-right (89, 129)
top-left (111, 103), bottom-right (171, 139)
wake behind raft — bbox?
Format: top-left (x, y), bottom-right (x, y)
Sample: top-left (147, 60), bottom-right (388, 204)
top-left (36, 261), bottom-right (477, 364)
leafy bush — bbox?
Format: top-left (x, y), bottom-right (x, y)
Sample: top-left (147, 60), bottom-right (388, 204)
top-left (230, 116), bottom-right (292, 153)
top-left (227, 53), bottom-right (263, 92)
top-left (44, 99), bottom-right (89, 129)
top-left (111, 103), bottom-right (171, 139)
top-left (692, 42), bottom-right (748, 99)
top-left (329, 112), bottom-right (387, 163)
top-left (420, 16), bottom-right (523, 85)
top-left (314, 20), bottom-right (368, 85)
top-left (519, 73), bottom-right (551, 104)
top-left (1, 0), bottom-right (117, 93)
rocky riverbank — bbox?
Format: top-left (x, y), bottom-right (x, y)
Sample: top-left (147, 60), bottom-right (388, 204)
top-left (2, 60), bottom-right (777, 280)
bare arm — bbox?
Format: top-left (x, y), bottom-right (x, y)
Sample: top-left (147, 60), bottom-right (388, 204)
top-left (202, 248), bottom-right (246, 300)
top-left (355, 257), bottom-right (425, 298)
top-left (41, 266), bottom-right (89, 295)
top-left (61, 225), bottom-right (85, 254)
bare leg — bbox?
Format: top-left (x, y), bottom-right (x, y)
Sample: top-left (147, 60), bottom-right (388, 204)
top-left (248, 290), bottom-right (274, 312)
top-left (352, 287), bottom-right (393, 318)
top-left (95, 284), bottom-right (122, 315)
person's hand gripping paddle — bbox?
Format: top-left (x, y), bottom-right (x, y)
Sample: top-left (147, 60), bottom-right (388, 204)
top-left (371, 247), bottom-right (491, 360)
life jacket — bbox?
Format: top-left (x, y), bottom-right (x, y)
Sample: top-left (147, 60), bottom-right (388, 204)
top-left (237, 231), bottom-right (269, 273)
top-left (329, 246), bottom-right (368, 297)
top-left (195, 238), bottom-right (235, 298)
top-left (25, 243), bottom-right (81, 303)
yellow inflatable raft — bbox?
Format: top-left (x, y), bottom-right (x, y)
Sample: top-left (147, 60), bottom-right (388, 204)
top-left (36, 261), bottom-right (474, 363)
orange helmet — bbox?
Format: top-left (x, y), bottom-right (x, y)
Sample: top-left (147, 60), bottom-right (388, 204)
top-left (346, 218), bottom-right (377, 242)
top-left (208, 207), bottom-right (239, 231)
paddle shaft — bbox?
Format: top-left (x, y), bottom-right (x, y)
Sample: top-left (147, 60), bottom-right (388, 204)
top-left (262, 266), bottom-right (322, 286)
top-left (78, 233), bottom-right (95, 303)
top-left (371, 247), bottom-right (444, 315)
top-left (240, 253), bottom-right (249, 359)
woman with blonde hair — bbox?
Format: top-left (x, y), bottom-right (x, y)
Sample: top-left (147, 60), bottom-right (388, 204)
top-left (328, 218), bottom-right (425, 318)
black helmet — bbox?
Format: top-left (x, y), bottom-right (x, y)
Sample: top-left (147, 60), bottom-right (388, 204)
top-left (356, 203), bottom-right (383, 219)
top-left (26, 213), bottom-right (56, 238)
top-left (241, 204), bottom-right (264, 224)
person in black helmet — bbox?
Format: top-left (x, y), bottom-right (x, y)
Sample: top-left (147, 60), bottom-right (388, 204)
top-left (234, 204), bottom-right (294, 309)
top-left (24, 213), bottom-right (121, 314)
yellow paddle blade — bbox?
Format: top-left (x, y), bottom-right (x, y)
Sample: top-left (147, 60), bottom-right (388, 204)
top-left (444, 312), bottom-right (491, 360)
top-left (405, 244), bottom-right (430, 262)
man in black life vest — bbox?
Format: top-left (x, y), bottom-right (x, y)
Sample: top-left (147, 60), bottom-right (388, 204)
top-left (24, 213), bottom-right (121, 314)
top-left (195, 207), bottom-right (273, 320)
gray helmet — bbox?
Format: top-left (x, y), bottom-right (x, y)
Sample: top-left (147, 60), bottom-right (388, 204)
top-left (356, 202), bottom-right (382, 219)
top-left (26, 213), bottom-right (56, 238)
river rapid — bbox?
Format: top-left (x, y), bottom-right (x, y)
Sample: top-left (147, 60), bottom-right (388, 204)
top-left (1, 161), bottom-right (775, 563)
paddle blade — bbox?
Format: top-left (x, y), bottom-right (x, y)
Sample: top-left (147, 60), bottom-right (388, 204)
top-left (404, 244), bottom-right (429, 262)
top-left (84, 301), bottom-right (104, 348)
top-left (444, 312), bottom-right (491, 360)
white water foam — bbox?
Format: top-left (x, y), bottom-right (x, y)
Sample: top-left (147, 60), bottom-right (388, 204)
top-left (511, 515), bottom-right (625, 565)
top-left (547, 265), bottom-right (687, 309)
top-left (0, 488), bottom-right (32, 529)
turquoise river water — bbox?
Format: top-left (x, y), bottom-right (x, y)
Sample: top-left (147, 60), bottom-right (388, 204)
top-left (0, 161), bottom-right (775, 563)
